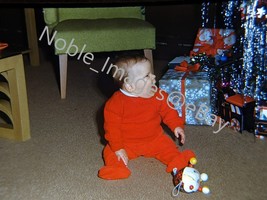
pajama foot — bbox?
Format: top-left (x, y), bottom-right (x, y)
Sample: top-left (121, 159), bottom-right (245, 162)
top-left (166, 150), bottom-right (196, 172)
top-left (98, 166), bottom-right (131, 180)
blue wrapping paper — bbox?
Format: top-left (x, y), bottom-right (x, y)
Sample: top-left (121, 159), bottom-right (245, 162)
top-left (168, 56), bottom-right (190, 69)
top-left (159, 69), bottom-right (212, 125)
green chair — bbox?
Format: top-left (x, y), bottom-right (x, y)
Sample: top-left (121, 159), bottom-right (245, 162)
top-left (42, 7), bottom-right (156, 99)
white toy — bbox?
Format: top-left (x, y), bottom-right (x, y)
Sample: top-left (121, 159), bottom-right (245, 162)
top-left (172, 158), bottom-right (210, 197)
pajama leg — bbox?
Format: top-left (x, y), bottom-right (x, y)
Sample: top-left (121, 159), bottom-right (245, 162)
top-left (165, 149), bottom-right (196, 172)
top-left (98, 145), bottom-right (131, 180)
top-left (147, 135), bottom-right (196, 173)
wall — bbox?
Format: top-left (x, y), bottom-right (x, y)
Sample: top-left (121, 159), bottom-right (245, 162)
top-left (146, 3), bottom-right (202, 59)
top-left (0, 4), bottom-right (203, 61)
top-left (0, 8), bottom-right (28, 51)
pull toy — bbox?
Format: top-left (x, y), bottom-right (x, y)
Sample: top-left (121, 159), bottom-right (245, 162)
top-left (172, 157), bottom-right (210, 197)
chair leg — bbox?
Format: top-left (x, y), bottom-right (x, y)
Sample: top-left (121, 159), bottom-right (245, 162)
top-left (144, 49), bottom-right (154, 72)
top-left (59, 54), bottom-right (68, 99)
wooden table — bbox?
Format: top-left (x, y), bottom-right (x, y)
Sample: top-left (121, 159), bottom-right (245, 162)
top-left (24, 8), bottom-right (40, 67)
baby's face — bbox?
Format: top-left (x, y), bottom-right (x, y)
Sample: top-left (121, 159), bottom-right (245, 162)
top-left (126, 60), bottom-right (156, 98)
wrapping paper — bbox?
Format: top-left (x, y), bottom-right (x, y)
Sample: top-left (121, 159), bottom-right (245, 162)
top-left (168, 56), bottom-right (191, 69)
top-left (190, 28), bottom-right (236, 56)
top-left (159, 69), bottom-right (212, 125)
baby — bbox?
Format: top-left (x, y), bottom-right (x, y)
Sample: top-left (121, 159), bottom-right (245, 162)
top-left (98, 54), bottom-right (195, 180)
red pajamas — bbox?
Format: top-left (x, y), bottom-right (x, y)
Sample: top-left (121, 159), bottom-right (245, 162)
top-left (98, 89), bottom-right (196, 180)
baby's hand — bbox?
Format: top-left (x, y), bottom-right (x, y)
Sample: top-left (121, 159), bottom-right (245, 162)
top-left (115, 149), bottom-right (128, 166)
top-left (174, 127), bottom-right (185, 144)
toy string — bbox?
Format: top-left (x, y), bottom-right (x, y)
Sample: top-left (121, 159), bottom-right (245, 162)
top-left (172, 182), bottom-right (182, 197)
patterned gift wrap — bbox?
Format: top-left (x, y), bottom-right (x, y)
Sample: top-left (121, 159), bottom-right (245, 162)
top-left (159, 69), bottom-right (212, 125)
top-left (168, 56), bottom-right (190, 69)
top-left (190, 28), bottom-right (236, 57)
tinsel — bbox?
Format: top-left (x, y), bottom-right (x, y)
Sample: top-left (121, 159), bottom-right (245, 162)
top-left (200, 0), bottom-right (266, 100)
top-left (242, 0), bottom-right (267, 101)
top-left (222, 0), bottom-right (244, 93)
top-left (200, 0), bottom-right (267, 135)
top-left (222, 0), bottom-right (235, 29)
top-left (201, 0), bottom-right (210, 28)
top-left (242, 0), bottom-right (257, 97)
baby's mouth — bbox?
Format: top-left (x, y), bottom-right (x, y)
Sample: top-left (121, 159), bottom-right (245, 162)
top-left (151, 84), bottom-right (157, 90)
top-left (149, 85), bottom-right (157, 95)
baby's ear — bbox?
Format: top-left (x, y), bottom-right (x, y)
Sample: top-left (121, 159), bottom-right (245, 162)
top-left (124, 82), bottom-right (135, 92)
top-left (123, 77), bottom-right (135, 92)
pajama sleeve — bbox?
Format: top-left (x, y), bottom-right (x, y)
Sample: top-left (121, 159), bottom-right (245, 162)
top-left (158, 90), bottom-right (184, 131)
top-left (103, 94), bottom-right (124, 152)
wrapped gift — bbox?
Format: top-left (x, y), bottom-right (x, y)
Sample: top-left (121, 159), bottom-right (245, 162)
top-left (159, 69), bottom-right (212, 125)
top-left (168, 56), bottom-right (190, 69)
top-left (190, 28), bottom-right (236, 57)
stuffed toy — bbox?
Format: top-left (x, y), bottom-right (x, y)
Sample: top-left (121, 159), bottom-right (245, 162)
top-left (172, 157), bottom-right (210, 197)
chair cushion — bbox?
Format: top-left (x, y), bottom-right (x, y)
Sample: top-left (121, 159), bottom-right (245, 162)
top-left (52, 18), bottom-right (155, 54)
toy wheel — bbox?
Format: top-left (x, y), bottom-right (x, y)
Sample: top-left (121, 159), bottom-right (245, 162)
top-left (230, 118), bottom-right (240, 132)
top-left (220, 118), bottom-right (229, 127)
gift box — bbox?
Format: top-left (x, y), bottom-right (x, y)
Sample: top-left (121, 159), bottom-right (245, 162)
top-left (168, 56), bottom-right (190, 69)
top-left (190, 28), bottom-right (236, 57)
top-left (159, 69), bottom-right (212, 125)
top-left (217, 88), bottom-right (255, 133)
